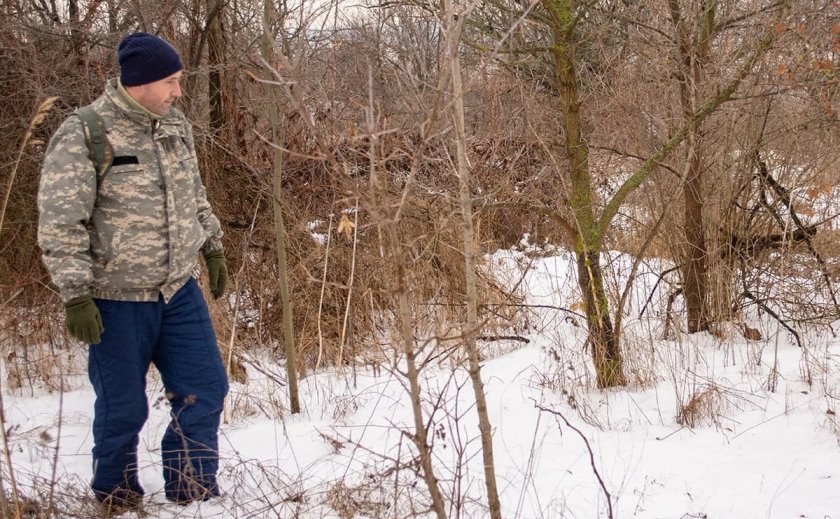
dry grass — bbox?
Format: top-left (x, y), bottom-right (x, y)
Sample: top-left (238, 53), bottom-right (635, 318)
top-left (326, 481), bottom-right (389, 519)
top-left (675, 382), bottom-right (754, 430)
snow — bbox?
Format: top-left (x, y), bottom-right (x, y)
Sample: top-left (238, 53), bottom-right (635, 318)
top-left (3, 252), bottom-right (840, 518)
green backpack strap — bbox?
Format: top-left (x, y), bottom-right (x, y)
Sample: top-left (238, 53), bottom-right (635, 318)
top-left (74, 106), bottom-right (114, 182)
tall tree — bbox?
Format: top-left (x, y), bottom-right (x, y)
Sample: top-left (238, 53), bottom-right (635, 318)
top-left (668, 0), bottom-right (715, 333)
top-left (541, 0), bottom-right (626, 387)
top-left (260, 0), bottom-right (300, 414)
top-left (207, 0), bottom-right (226, 132)
top-left (446, 0), bottom-right (503, 516)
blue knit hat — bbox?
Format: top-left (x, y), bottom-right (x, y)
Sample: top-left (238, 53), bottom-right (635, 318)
top-left (118, 32), bottom-right (183, 86)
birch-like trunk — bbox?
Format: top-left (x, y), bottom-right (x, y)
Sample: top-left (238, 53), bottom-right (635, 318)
top-left (445, 1), bottom-right (503, 516)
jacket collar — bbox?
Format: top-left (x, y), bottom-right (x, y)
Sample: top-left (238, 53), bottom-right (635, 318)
top-left (105, 78), bottom-right (177, 127)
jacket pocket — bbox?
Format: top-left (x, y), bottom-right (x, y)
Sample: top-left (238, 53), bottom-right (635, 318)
top-left (97, 164), bottom-right (159, 205)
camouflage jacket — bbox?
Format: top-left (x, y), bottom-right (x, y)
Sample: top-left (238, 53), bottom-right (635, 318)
top-left (38, 79), bottom-right (223, 303)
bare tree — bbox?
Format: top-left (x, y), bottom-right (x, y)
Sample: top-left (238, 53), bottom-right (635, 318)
top-left (260, 0), bottom-right (300, 414)
top-left (445, 1), bottom-right (503, 517)
top-left (207, 0), bottom-right (227, 132)
top-left (668, 0), bottom-right (715, 334)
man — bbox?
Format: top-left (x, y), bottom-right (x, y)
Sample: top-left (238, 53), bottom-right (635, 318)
top-left (37, 32), bottom-right (229, 514)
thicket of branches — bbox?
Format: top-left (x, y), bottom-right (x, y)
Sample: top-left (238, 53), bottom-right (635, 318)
top-left (0, 0), bottom-right (838, 386)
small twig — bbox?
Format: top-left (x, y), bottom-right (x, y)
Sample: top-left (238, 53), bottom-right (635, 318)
top-left (237, 354), bottom-right (287, 388)
top-left (536, 403), bottom-right (614, 519)
top-left (315, 213), bottom-right (334, 372)
top-left (0, 355), bottom-right (21, 518)
top-left (732, 397), bottom-right (818, 439)
top-left (224, 199), bottom-right (261, 424)
top-left (742, 290), bottom-right (802, 348)
top-left (338, 199), bottom-right (360, 370)
top-left (615, 205), bottom-right (674, 338)
top-left (477, 335), bottom-right (530, 344)
top-left (662, 287), bottom-right (684, 340)
top-left (655, 426), bottom-right (687, 441)
top-left (640, 265), bottom-right (681, 318)
top-left (252, 129), bottom-right (328, 161)
top-left (47, 362), bottom-right (65, 517)
top-left (424, 301), bottom-right (586, 319)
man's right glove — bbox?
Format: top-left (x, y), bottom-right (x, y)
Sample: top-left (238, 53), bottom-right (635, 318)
top-left (64, 293), bottom-right (104, 344)
top-left (203, 250), bottom-right (228, 300)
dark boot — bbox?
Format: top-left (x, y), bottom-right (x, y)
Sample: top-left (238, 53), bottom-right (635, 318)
top-left (96, 488), bottom-right (143, 517)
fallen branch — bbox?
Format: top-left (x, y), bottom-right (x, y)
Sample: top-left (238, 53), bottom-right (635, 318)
top-left (477, 335), bottom-right (530, 344)
top-left (754, 150), bottom-right (840, 315)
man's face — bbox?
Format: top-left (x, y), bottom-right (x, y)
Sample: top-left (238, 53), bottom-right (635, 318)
top-left (127, 71), bottom-right (182, 115)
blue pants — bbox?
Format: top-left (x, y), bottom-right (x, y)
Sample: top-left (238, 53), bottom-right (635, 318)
top-left (89, 278), bottom-right (229, 503)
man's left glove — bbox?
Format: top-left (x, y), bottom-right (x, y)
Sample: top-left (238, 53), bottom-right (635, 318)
top-left (204, 250), bottom-right (228, 300)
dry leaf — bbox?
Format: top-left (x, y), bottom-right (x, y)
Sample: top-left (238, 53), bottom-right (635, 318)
top-left (337, 213), bottom-right (355, 239)
top-left (741, 325), bottom-right (762, 341)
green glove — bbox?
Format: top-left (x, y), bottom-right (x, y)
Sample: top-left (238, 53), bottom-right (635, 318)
top-left (64, 293), bottom-right (104, 344)
top-left (204, 250), bottom-right (227, 299)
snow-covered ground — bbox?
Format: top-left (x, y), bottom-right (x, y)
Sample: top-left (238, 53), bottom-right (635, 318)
top-left (3, 251), bottom-right (839, 518)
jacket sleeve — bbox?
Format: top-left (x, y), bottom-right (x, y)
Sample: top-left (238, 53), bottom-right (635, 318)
top-left (37, 115), bottom-right (97, 302)
top-left (184, 119), bottom-right (224, 254)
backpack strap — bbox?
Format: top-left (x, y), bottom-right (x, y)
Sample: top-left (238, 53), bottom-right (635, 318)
top-left (74, 106), bottom-right (114, 182)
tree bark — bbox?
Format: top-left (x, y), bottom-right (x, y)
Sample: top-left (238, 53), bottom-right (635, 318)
top-left (683, 160), bottom-right (708, 332)
top-left (68, 0), bottom-right (82, 56)
top-left (577, 250), bottom-right (626, 388)
top-left (107, 0), bottom-right (117, 33)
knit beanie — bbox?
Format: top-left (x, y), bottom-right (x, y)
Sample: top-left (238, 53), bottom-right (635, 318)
top-left (118, 32), bottom-right (183, 86)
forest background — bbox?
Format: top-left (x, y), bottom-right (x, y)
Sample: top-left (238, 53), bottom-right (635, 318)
top-left (0, 0), bottom-right (839, 517)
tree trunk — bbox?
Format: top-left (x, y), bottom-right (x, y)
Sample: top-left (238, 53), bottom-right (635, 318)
top-left (207, 0), bottom-right (225, 132)
top-left (68, 0), bottom-right (81, 55)
top-left (261, 0), bottom-right (300, 414)
top-left (446, 1), bottom-right (503, 516)
top-left (543, 0), bottom-right (626, 388)
top-left (669, 0), bottom-right (715, 333)
top-left (107, 0), bottom-right (117, 33)
top-left (577, 250), bottom-right (626, 388)
top-left (684, 160), bottom-right (708, 332)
